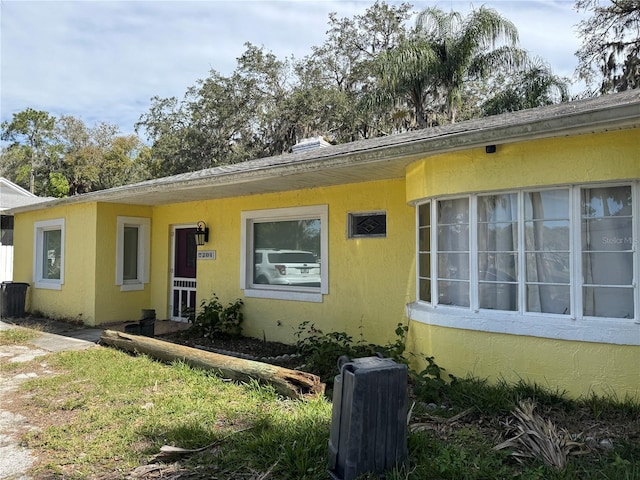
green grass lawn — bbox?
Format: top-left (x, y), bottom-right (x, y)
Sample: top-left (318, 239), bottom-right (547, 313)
top-left (5, 333), bottom-right (640, 479)
top-left (0, 326), bottom-right (39, 345)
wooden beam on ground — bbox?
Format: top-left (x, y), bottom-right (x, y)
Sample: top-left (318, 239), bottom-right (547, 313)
top-left (99, 330), bottom-right (324, 399)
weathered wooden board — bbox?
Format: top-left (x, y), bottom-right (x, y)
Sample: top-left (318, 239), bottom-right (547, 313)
top-left (100, 330), bottom-right (325, 399)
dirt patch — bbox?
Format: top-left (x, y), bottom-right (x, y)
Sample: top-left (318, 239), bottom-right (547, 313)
top-left (0, 347), bottom-right (57, 479)
top-left (157, 331), bottom-right (299, 366)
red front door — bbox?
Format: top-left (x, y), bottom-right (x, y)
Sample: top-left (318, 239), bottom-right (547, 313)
top-left (171, 227), bottom-right (197, 321)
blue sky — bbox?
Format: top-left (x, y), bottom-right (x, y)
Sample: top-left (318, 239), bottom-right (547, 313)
top-left (1, 1), bottom-right (586, 138)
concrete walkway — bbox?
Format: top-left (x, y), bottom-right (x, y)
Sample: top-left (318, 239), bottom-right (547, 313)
top-left (0, 316), bottom-right (190, 479)
top-left (0, 317), bottom-right (102, 480)
top-left (1, 316), bottom-right (104, 350)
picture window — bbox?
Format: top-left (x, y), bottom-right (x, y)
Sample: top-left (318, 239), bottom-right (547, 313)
top-left (241, 205), bottom-right (328, 302)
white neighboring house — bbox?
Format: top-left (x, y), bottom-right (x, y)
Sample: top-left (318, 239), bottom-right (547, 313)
top-left (0, 178), bottom-right (48, 281)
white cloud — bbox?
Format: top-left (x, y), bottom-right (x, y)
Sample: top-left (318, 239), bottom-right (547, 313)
top-left (1, 0), bottom-right (587, 137)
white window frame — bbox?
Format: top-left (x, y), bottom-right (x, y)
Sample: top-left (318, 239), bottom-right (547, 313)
top-left (33, 218), bottom-right (65, 290)
top-left (409, 181), bottom-right (640, 346)
top-left (240, 205), bottom-right (328, 302)
top-left (116, 216), bottom-right (150, 292)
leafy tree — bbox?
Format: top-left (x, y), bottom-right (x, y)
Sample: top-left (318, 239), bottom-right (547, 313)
top-left (0, 145), bottom-right (31, 189)
top-left (309, 2), bottom-right (411, 94)
top-left (134, 96), bottom-right (197, 177)
top-left (53, 116), bottom-right (149, 195)
top-left (575, 0), bottom-right (640, 94)
top-left (56, 115), bottom-right (98, 195)
top-left (136, 43), bottom-right (294, 176)
top-left (1, 109), bottom-right (148, 196)
top-left (1, 108), bottom-right (57, 193)
top-left (96, 135), bottom-right (149, 191)
top-left (46, 172), bottom-right (70, 198)
top-left (232, 43), bottom-right (295, 157)
top-left (135, 4), bottom-right (416, 177)
top-left (308, 1), bottom-right (413, 139)
top-left (368, 37), bottom-right (439, 129)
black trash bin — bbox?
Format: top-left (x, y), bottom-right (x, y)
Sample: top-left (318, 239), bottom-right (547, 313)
top-left (124, 323), bottom-right (141, 335)
top-left (328, 355), bottom-right (408, 480)
top-left (139, 309), bottom-right (156, 337)
top-left (1, 282), bottom-right (30, 318)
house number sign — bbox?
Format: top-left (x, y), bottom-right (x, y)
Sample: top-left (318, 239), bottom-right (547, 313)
top-left (197, 250), bottom-right (216, 260)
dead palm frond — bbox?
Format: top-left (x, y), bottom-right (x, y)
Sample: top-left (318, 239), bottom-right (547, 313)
top-left (494, 399), bottom-right (588, 470)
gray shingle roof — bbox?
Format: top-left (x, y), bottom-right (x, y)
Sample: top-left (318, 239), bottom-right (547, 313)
top-left (0, 177), bottom-right (52, 211)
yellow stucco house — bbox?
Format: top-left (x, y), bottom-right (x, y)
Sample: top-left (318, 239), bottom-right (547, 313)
top-left (8, 91), bottom-right (640, 399)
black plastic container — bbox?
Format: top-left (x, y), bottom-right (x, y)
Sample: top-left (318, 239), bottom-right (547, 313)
top-left (124, 323), bottom-right (141, 335)
top-left (0, 282), bottom-right (29, 318)
top-left (139, 309), bottom-right (156, 337)
top-left (328, 355), bottom-right (408, 480)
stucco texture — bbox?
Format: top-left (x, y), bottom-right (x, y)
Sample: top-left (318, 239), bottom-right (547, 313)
top-left (406, 129), bottom-right (640, 203)
top-left (403, 128), bottom-right (640, 400)
top-left (408, 321), bottom-right (640, 399)
top-left (151, 178), bottom-right (415, 346)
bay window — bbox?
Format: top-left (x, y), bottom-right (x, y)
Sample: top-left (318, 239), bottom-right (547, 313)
top-left (415, 182), bottom-right (638, 344)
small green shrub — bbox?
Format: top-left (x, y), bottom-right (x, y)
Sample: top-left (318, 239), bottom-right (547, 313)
top-left (188, 294), bottom-right (244, 338)
top-left (410, 355), bottom-right (454, 403)
top-left (294, 321), bottom-right (408, 384)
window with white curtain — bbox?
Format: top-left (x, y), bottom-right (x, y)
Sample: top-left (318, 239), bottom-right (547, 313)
top-left (478, 193), bottom-right (518, 311)
top-left (524, 190), bottom-right (570, 314)
top-left (581, 185), bottom-right (634, 319)
top-left (437, 198), bottom-right (470, 307)
top-left (417, 183), bottom-right (637, 323)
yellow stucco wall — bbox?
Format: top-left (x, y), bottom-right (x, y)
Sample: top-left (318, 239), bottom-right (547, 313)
top-left (12, 203), bottom-right (98, 323)
top-left (404, 128), bottom-right (640, 399)
top-left (408, 321), bottom-right (640, 399)
top-left (406, 129), bottom-right (639, 202)
top-left (12, 202), bottom-right (154, 325)
top-left (151, 178), bottom-right (415, 345)
top-left (93, 203), bottom-right (153, 325)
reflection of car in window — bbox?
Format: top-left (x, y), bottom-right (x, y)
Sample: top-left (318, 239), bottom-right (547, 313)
top-left (254, 249), bottom-right (321, 287)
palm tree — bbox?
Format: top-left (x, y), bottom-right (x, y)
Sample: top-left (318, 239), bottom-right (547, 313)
top-left (369, 6), bottom-right (525, 127)
top-left (482, 58), bottom-right (570, 115)
top-left (367, 38), bottom-right (439, 129)
top-left (415, 6), bottom-right (525, 123)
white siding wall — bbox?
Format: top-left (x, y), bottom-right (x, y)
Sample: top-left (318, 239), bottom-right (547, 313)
top-left (0, 245), bottom-right (13, 282)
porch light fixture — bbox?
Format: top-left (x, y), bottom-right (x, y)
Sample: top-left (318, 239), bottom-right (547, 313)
top-left (195, 221), bottom-right (209, 246)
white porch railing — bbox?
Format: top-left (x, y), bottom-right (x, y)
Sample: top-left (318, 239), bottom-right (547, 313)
top-left (171, 277), bottom-right (196, 322)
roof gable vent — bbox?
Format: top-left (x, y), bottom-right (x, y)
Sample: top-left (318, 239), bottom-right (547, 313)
top-left (291, 136), bottom-right (331, 154)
